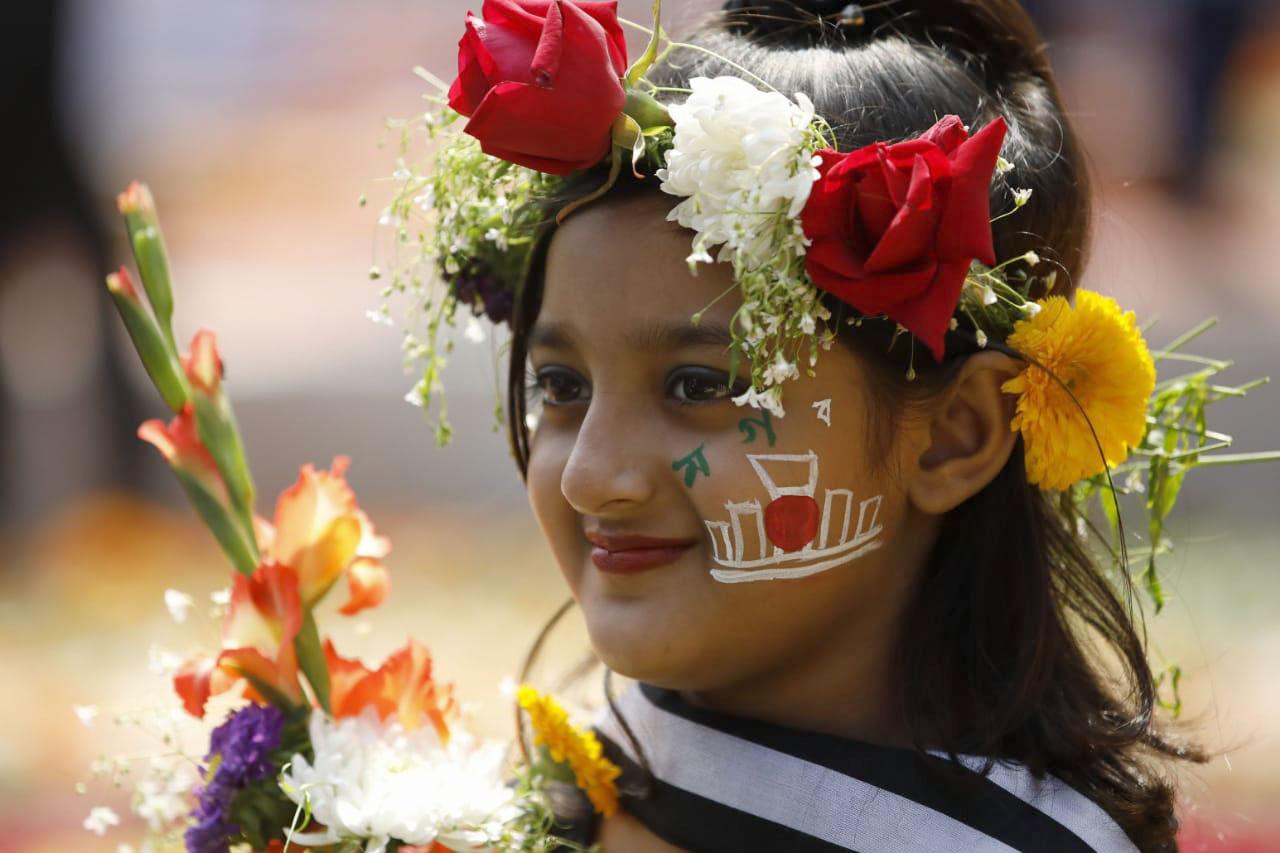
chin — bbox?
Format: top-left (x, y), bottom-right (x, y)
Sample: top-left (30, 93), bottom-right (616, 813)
top-left (580, 593), bottom-right (700, 687)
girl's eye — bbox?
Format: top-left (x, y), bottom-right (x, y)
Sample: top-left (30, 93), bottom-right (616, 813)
top-left (668, 368), bottom-right (748, 405)
top-left (528, 366), bottom-right (590, 406)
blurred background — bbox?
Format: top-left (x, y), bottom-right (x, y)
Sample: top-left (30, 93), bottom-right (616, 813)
top-left (2, 0), bottom-right (1278, 850)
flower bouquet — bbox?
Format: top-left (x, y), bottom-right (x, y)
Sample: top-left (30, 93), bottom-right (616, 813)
top-left (80, 183), bottom-right (618, 852)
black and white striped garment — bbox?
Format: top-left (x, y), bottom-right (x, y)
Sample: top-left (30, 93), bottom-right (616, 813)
top-left (593, 682), bottom-right (1137, 853)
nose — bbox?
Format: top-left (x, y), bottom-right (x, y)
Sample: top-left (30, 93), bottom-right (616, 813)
top-left (559, 390), bottom-right (657, 516)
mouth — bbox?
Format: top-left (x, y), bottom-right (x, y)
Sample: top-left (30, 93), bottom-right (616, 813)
top-left (584, 531), bottom-right (699, 575)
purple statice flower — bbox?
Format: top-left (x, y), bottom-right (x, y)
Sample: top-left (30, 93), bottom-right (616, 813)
top-left (185, 703), bottom-right (285, 853)
top-left (452, 261), bottom-right (514, 326)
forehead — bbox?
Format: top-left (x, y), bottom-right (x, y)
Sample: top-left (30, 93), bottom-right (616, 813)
top-left (538, 191), bottom-right (743, 343)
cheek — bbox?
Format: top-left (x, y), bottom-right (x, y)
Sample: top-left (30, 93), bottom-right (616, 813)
top-left (524, 434), bottom-right (584, 584)
top-left (694, 401), bottom-right (890, 585)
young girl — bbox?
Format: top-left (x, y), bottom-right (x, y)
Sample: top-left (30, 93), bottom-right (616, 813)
top-left (424, 0), bottom-right (1205, 849)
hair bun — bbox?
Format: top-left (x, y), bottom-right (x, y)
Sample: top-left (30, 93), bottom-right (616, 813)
top-left (721, 0), bottom-right (870, 45)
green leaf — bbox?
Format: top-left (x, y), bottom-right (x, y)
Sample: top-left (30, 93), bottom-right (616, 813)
top-left (191, 389), bottom-right (258, 549)
top-left (624, 0), bottom-right (665, 88)
top-left (130, 226), bottom-right (176, 350)
top-left (106, 279), bottom-right (189, 413)
top-left (173, 468), bottom-right (258, 575)
top-left (294, 610), bottom-right (330, 714)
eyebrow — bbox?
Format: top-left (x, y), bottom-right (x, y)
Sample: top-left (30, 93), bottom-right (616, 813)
top-left (528, 319), bottom-right (734, 353)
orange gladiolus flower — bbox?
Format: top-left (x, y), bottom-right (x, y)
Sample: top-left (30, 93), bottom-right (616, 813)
top-left (324, 639), bottom-right (454, 742)
top-left (138, 403), bottom-right (228, 503)
top-left (258, 456), bottom-right (390, 615)
top-left (173, 562), bottom-right (305, 718)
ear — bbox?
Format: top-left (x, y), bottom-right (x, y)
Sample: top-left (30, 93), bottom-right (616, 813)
top-left (906, 351), bottom-right (1022, 515)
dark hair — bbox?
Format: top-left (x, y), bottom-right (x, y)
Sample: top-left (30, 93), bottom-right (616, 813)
top-left (506, 2), bottom-right (1204, 849)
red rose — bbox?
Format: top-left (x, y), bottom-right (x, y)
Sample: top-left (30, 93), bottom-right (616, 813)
top-left (447, 0), bottom-right (629, 176)
top-left (800, 115), bottom-right (1008, 360)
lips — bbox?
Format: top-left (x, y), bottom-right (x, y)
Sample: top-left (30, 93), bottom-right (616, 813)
top-left (584, 531), bottom-right (697, 575)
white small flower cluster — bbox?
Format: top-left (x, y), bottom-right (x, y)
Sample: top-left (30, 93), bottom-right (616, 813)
top-left (657, 76), bottom-right (836, 417)
top-left (280, 710), bottom-right (519, 853)
top-left (378, 113), bottom-right (552, 445)
top-left (658, 76), bottom-right (821, 271)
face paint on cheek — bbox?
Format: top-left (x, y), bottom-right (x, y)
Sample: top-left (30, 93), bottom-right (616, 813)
top-left (737, 409), bottom-right (777, 446)
top-left (703, 449), bottom-right (884, 584)
top-left (813, 399), bottom-right (832, 426)
top-left (672, 443), bottom-right (711, 488)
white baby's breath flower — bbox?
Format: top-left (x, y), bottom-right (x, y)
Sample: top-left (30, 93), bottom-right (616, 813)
top-left (74, 704), bottom-right (99, 728)
top-left (463, 316), bottom-right (486, 343)
top-left (982, 285), bottom-right (998, 306)
top-left (163, 589), bottom-right (193, 624)
top-left (210, 586), bottom-right (232, 619)
top-left (1012, 188), bottom-right (1033, 207)
top-left (658, 76), bottom-right (820, 270)
top-left (84, 806), bottom-right (120, 835)
top-left (733, 385), bottom-right (786, 420)
top-left (483, 227), bottom-right (508, 250)
top-left (146, 644), bottom-right (183, 676)
top-left (799, 313), bottom-right (816, 335)
top-left (280, 710), bottom-right (518, 853)
top-left (996, 156), bottom-right (1014, 176)
top-left (976, 329), bottom-right (989, 348)
top-left (133, 757), bottom-right (198, 831)
top-left (762, 354), bottom-right (799, 386)
top-left (1024, 301), bottom-right (1042, 317)
top-left (1023, 250), bottom-right (1041, 266)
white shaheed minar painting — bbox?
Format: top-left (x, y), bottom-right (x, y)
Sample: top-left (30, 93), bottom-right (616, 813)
top-left (705, 451), bottom-right (884, 583)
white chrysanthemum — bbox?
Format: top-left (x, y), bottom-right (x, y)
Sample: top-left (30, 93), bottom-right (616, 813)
top-left (657, 76), bottom-right (821, 270)
top-left (280, 710), bottom-right (518, 853)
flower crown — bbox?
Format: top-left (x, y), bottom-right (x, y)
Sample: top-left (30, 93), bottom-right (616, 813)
top-left (376, 0), bottom-right (1272, 616)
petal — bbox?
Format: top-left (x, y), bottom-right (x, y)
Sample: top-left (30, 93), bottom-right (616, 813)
top-left (529, 0), bottom-right (564, 86)
top-left (936, 116), bottom-right (1007, 264)
top-left (137, 404), bottom-right (229, 502)
top-left (888, 258), bottom-right (974, 361)
top-left (448, 16), bottom-right (500, 116)
top-left (173, 656), bottom-right (215, 719)
top-left (800, 150), bottom-right (855, 242)
top-left (864, 154), bottom-right (940, 273)
top-left (336, 558), bottom-right (389, 617)
top-left (919, 114), bottom-right (969, 153)
top-left (323, 638), bottom-right (378, 719)
top-left (805, 242), bottom-right (938, 316)
top-left (182, 329), bottom-right (223, 396)
top-left (253, 515), bottom-right (276, 556)
top-left (354, 508), bottom-right (391, 559)
top-left (223, 562), bottom-right (303, 659)
top-left (466, 79), bottom-right (621, 174)
top-left (334, 640), bottom-right (454, 741)
top-left (513, 0), bottom-right (628, 74)
top-left (272, 457), bottom-right (363, 601)
top-left (478, 0), bottom-right (543, 83)
top-left (292, 514), bottom-right (363, 606)
top-left (381, 641), bottom-right (454, 740)
top-left (218, 646), bottom-right (302, 707)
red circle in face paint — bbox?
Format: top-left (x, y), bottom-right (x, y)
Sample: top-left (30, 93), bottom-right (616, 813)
top-left (763, 495), bottom-right (821, 552)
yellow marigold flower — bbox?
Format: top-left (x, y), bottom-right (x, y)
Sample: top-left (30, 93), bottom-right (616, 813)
top-left (1003, 289), bottom-right (1155, 491)
top-left (517, 684), bottom-right (621, 816)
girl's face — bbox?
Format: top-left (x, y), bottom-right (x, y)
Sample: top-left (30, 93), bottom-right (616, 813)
top-left (526, 192), bottom-right (935, 695)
